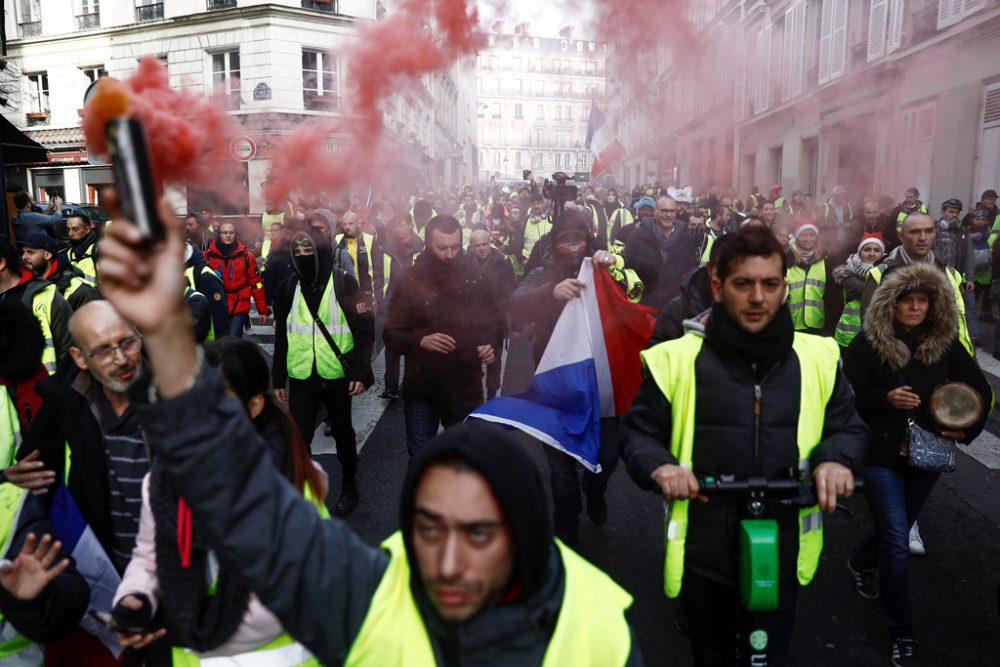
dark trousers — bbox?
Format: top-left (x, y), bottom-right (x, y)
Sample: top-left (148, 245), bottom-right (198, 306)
top-left (404, 399), bottom-right (477, 457)
top-left (288, 378), bottom-right (357, 481)
top-left (682, 571), bottom-right (798, 666)
top-left (384, 347), bottom-right (402, 393)
top-left (227, 312), bottom-right (248, 338)
top-left (543, 417), bottom-right (620, 538)
top-left (485, 359), bottom-right (502, 400)
top-left (851, 465), bottom-right (940, 639)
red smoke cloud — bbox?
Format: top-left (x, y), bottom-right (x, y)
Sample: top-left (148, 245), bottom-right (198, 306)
top-left (80, 57), bottom-right (233, 190)
top-left (263, 0), bottom-right (487, 203)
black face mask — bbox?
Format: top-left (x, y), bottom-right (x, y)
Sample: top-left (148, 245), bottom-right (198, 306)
top-left (640, 215), bottom-right (655, 225)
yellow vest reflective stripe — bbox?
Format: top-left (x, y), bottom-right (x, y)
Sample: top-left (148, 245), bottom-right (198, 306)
top-left (30, 284), bottom-right (58, 375)
top-left (171, 632), bottom-right (319, 666)
top-left (0, 483), bottom-right (44, 666)
top-left (869, 264), bottom-right (973, 356)
top-left (786, 260), bottom-right (826, 330)
top-left (1, 389), bottom-right (22, 469)
top-left (835, 298), bottom-right (862, 347)
top-left (71, 249), bottom-right (98, 284)
top-left (64, 275), bottom-right (92, 302)
top-left (641, 333), bottom-right (835, 598)
top-left (345, 532), bottom-right (633, 667)
top-left (522, 218), bottom-right (552, 260)
top-left (286, 277), bottom-right (354, 381)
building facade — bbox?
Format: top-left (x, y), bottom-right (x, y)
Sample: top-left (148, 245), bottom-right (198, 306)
top-left (1, 0), bottom-right (478, 214)
top-left (475, 27), bottom-right (605, 184)
top-left (608, 0), bottom-right (1000, 211)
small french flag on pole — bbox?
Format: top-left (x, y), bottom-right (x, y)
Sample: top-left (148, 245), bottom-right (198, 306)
top-left (470, 260), bottom-right (655, 471)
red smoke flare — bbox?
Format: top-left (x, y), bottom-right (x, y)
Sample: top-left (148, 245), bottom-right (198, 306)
top-left (81, 56), bottom-right (234, 189)
top-left (263, 0), bottom-right (487, 204)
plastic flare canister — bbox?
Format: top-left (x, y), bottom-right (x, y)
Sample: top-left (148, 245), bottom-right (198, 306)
top-left (739, 519), bottom-right (779, 611)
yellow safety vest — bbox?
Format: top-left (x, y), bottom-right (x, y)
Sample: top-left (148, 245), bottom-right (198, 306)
top-left (335, 233), bottom-right (376, 285)
top-left (261, 211), bottom-right (285, 232)
top-left (868, 264), bottom-right (973, 356)
top-left (184, 287), bottom-right (215, 342)
top-left (2, 388), bottom-right (22, 468)
top-left (522, 218), bottom-right (552, 260)
top-left (641, 333), bottom-right (835, 598)
top-left (70, 243), bottom-right (98, 284)
top-left (63, 275), bottom-right (93, 303)
top-left (834, 296), bottom-right (861, 347)
top-left (260, 238), bottom-right (272, 272)
top-left (345, 532), bottom-right (633, 667)
top-left (895, 204), bottom-right (929, 233)
top-left (0, 482), bottom-right (45, 667)
top-left (30, 284), bottom-right (59, 375)
top-left (286, 276), bottom-right (354, 380)
top-left (786, 260), bottom-right (827, 331)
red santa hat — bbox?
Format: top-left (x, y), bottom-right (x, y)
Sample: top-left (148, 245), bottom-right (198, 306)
top-left (858, 232), bottom-right (886, 254)
top-left (793, 217), bottom-right (819, 238)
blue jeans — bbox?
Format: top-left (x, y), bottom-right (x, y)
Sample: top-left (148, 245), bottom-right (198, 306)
top-left (544, 417), bottom-right (621, 538)
top-left (850, 465), bottom-right (940, 639)
top-left (963, 286), bottom-right (977, 343)
top-left (404, 400), bottom-right (475, 457)
top-left (227, 312), bottom-right (248, 338)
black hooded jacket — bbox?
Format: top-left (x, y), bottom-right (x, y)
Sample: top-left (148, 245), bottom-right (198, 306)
top-left (271, 231), bottom-right (374, 390)
top-left (648, 265), bottom-right (712, 346)
top-left (132, 369), bottom-right (644, 665)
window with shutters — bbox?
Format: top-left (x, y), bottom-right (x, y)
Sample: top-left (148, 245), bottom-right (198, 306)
top-left (975, 83), bottom-right (1000, 200)
top-left (867, 0), bottom-right (888, 61)
top-left (755, 25), bottom-right (772, 114)
top-left (899, 102), bottom-right (935, 200)
top-left (938, 0), bottom-right (984, 29)
top-left (734, 26), bottom-right (748, 122)
top-left (819, 0), bottom-right (848, 83)
top-left (783, 1), bottom-right (807, 101)
top-left (886, 0), bottom-right (905, 54)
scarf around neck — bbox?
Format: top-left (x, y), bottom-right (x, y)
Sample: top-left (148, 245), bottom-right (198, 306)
top-left (704, 302), bottom-right (795, 374)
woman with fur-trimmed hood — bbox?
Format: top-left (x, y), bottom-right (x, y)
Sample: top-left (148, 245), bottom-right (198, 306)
top-left (842, 263), bottom-right (992, 666)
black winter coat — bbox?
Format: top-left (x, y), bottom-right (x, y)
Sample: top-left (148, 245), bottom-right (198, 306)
top-left (621, 323), bottom-right (868, 586)
top-left (648, 266), bottom-right (712, 346)
top-left (843, 263), bottom-right (992, 470)
top-left (622, 220), bottom-right (701, 310)
top-left (470, 247), bottom-right (516, 345)
top-left (383, 252), bottom-right (504, 406)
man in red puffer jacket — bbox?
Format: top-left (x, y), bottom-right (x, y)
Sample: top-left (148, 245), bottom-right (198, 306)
top-left (204, 220), bottom-right (268, 338)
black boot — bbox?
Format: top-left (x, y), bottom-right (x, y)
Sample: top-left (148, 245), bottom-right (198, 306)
top-left (335, 482), bottom-right (359, 516)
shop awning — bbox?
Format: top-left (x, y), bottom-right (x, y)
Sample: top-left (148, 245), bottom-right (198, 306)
top-left (1, 115), bottom-right (49, 164)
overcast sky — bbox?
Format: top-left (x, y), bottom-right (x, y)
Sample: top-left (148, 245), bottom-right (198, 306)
top-left (476, 1), bottom-right (597, 39)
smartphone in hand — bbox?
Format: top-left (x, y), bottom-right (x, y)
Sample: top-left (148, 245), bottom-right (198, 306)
top-left (106, 117), bottom-right (164, 244)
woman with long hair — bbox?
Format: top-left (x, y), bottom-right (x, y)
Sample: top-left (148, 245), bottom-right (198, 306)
top-left (112, 338), bottom-right (326, 664)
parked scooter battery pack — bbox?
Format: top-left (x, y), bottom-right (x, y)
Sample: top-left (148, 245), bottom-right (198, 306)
top-left (739, 519), bottom-right (779, 611)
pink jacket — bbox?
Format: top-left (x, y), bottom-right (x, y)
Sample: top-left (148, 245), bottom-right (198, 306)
top-left (114, 475), bottom-right (286, 657)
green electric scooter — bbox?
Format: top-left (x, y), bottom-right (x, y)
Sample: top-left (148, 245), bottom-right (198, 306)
top-left (696, 475), bottom-right (864, 665)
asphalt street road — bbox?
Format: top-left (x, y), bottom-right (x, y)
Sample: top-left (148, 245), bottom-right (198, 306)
top-left (246, 320), bottom-right (1000, 666)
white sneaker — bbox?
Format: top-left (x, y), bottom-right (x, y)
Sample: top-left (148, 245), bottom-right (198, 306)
top-left (908, 522), bottom-right (925, 556)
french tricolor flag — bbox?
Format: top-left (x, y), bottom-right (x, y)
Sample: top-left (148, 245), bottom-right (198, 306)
top-left (585, 101), bottom-right (626, 178)
top-left (470, 260), bottom-right (655, 471)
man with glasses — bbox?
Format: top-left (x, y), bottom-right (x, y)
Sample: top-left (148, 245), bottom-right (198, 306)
top-left (623, 195), bottom-right (701, 310)
top-left (24, 300), bottom-right (150, 575)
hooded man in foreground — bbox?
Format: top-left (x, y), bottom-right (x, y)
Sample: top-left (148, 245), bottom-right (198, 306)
top-left (94, 198), bottom-right (642, 665)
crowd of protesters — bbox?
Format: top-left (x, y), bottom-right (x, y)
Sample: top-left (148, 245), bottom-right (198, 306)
top-left (0, 175), bottom-right (997, 666)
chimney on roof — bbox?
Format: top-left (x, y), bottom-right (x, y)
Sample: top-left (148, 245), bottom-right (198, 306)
top-left (559, 25), bottom-right (574, 40)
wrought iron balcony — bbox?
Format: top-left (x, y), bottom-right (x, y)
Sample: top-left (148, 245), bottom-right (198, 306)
top-left (18, 21), bottom-right (42, 38)
top-left (301, 0), bottom-right (337, 12)
top-left (136, 3), bottom-right (164, 22)
top-left (76, 13), bottom-right (100, 30)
